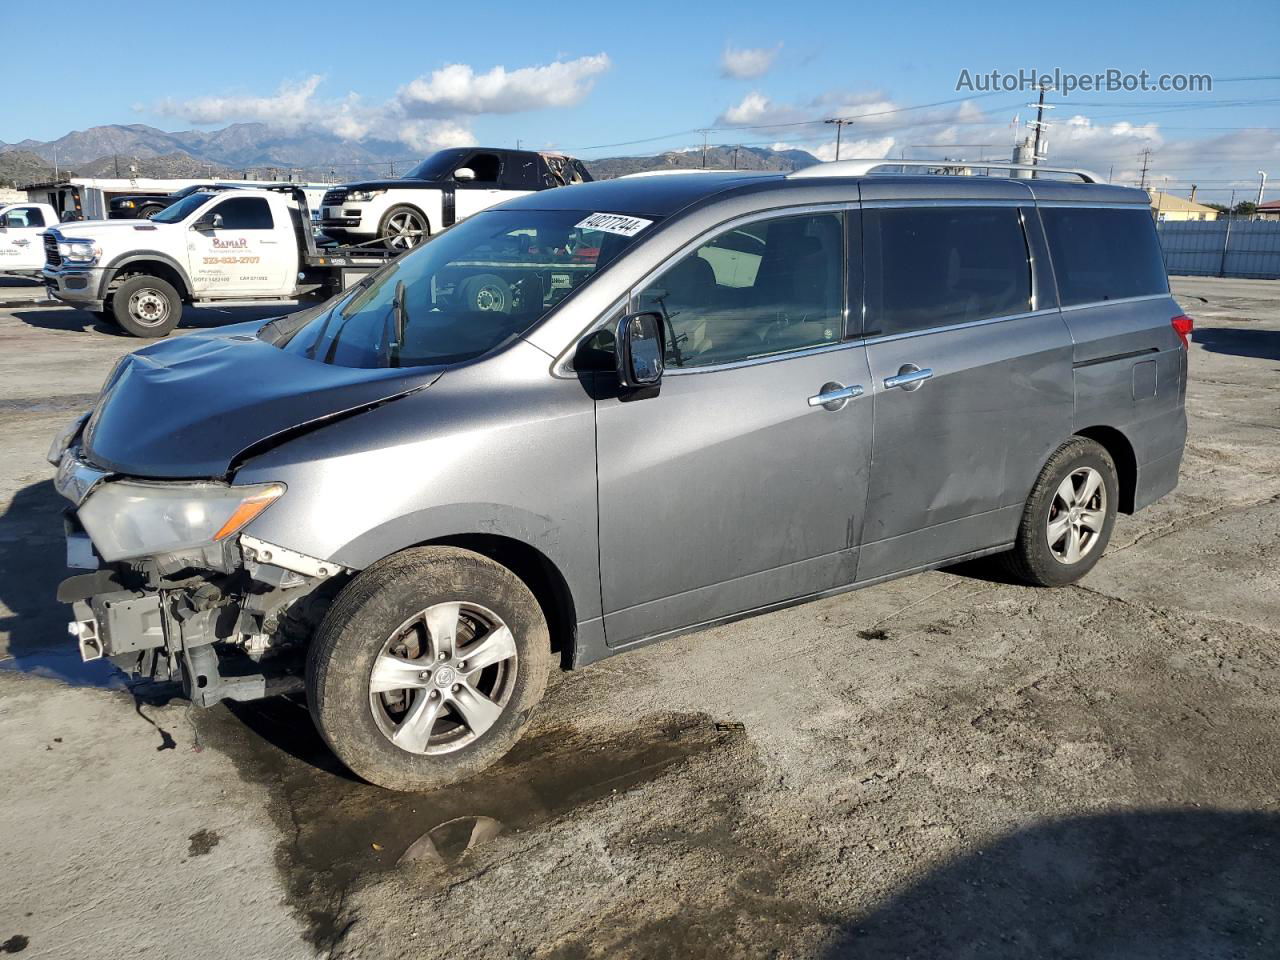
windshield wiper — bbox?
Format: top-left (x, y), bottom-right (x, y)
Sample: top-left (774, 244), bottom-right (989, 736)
top-left (386, 279), bottom-right (407, 368)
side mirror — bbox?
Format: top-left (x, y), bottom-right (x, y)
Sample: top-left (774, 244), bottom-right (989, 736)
top-left (614, 312), bottom-right (666, 388)
top-left (193, 212), bottom-right (224, 231)
top-left (453, 167), bottom-right (476, 182)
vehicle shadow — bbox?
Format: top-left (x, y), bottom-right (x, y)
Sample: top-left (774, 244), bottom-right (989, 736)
top-left (1193, 326), bottom-right (1280, 361)
top-left (0, 479), bottom-right (122, 687)
top-left (9, 304), bottom-right (290, 335)
top-left (822, 809), bottom-right (1279, 958)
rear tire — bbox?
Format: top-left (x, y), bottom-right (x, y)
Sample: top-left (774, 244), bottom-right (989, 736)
top-left (1003, 437), bottom-right (1119, 587)
top-left (307, 546), bottom-right (550, 792)
top-left (139, 206), bottom-right (164, 220)
top-left (111, 275), bottom-right (181, 338)
top-left (459, 274), bottom-right (513, 314)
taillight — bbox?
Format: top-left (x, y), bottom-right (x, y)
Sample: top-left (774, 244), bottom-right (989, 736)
top-left (1171, 314), bottom-right (1193, 349)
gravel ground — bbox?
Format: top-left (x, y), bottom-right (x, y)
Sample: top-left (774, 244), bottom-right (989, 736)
top-left (0, 277), bottom-right (1276, 959)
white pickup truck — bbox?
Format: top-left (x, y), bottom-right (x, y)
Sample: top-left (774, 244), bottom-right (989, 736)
top-left (0, 202), bottom-right (62, 278)
top-left (42, 186), bottom-right (394, 337)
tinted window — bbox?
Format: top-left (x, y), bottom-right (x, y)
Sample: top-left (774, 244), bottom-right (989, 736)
top-left (461, 153), bottom-right (501, 183)
top-left (502, 155), bottom-right (540, 190)
top-left (1041, 207), bottom-right (1169, 306)
top-left (5, 207), bottom-right (43, 227)
top-left (865, 207), bottom-right (1031, 336)
top-left (151, 192), bottom-right (217, 224)
top-left (214, 197), bottom-right (273, 230)
top-left (403, 149), bottom-right (469, 181)
top-left (279, 208), bottom-right (652, 369)
top-left (637, 212), bottom-right (844, 369)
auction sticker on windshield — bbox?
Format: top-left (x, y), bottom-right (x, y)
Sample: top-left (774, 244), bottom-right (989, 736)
top-left (574, 213), bottom-right (654, 237)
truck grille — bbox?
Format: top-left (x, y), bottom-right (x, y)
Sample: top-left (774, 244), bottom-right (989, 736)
top-left (322, 190), bottom-right (346, 206)
top-left (44, 234), bottom-right (61, 267)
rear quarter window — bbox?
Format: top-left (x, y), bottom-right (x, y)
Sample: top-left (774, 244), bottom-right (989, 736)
top-left (1040, 207), bottom-right (1169, 306)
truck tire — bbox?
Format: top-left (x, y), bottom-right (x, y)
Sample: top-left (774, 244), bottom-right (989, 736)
top-left (378, 206), bottom-right (429, 250)
top-left (1002, 436), bottom-right (1119, 587)
top-left (460, 274), bottom-right (513, 314)
top-left (307, 546), bottom-right (551, 792)
top-left (111, 275), bottom-right (182, 338)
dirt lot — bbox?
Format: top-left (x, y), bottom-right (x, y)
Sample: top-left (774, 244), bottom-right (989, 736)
top-left (0, 278), bottom-right (1277, 959)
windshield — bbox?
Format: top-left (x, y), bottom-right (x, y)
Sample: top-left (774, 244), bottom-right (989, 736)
top-left (278, 208), bottom-right (654, 368)
top-left (151, 192), bottom-right (215, 223)
top-left (402, 149), bottom-right (470, 181)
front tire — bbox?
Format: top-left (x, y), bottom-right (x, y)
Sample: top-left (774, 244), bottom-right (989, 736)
top-left (111, 275), bottom-right (181, 337)
top-left (378, 205), bottom-right (429, 251)
top-left (307, 547), bottom-right (550, 792)
top-left (1003, 436), bottom-right (1119, 587)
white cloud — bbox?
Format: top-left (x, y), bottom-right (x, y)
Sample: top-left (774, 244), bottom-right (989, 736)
top-left (152, 55), bottom-right (611, 152)
top-left (156, 75), bottom-right (330, 131)
top-left (397, 55), bottom-right (611, 116)
top-left (720, 45), bottom-right (780, 80)
top-left (717, 92), bottom-right (807, 127)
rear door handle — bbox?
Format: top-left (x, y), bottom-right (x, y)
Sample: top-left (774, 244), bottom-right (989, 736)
top-left (883, 366), bottom-right (933, 390)
top-left (807, 384), bottom-right (864, 408)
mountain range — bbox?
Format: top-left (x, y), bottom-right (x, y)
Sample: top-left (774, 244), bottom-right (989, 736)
top-left (0, 123), bottom-right (818, 186)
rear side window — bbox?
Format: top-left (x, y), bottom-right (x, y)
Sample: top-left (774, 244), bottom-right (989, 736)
top-left (1040, 207), bottom-right (1169, 306)
top-left (501, 155), bottom-right (540, 190)
top-left (864, 207), bottom-right (1031, 337)
top-left (5, 207), bottom-right (44, 227)
top-left (214, 197), bottom-right (273, 230)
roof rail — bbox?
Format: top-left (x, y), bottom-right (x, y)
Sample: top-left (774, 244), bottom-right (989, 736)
top-left (788, 159), bottom-right (1104, 184)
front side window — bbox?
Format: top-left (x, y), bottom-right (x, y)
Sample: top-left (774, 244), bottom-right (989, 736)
top-left (460, 153), bottom-right (501, 183)
top-left (1040, 207), bottom-right (1169, 306)
top-left (865, 206), bottom-right (1032, 337)
top-left (213, 197), bottom-right (273, 230)
top-left (636, 212), bottom-right (844, 369)
top-left (5, 207), bottom-right (43, 227)
top-left (277, 208), bottom-right (651, 368)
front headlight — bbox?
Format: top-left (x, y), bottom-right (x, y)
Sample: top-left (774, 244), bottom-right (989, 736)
top-left (46, 412), bottom-right (89, 465)
top-left (346, 189), bottom-right (385, 203)
top-left (119, 200), bottom-right (136, 209)
top-left (77, 481), bottom-right (285, 561)
top-left (57, 240), bottom-right (100, 264)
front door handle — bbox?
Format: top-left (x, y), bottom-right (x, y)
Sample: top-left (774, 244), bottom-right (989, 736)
top-left (807, 383), bottom-right (864, 409)
top-left (884, 366), bottom-right (933, 391)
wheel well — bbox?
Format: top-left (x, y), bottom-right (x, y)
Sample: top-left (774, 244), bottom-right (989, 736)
top-left (422, 534), bottom-right (575, 667)
top-left (1075, 426), bottom-right (1138, 513)
top-left (108, 260), bottom-right (190, 301)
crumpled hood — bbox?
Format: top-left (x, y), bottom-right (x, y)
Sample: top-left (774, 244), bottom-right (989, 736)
top-left (83, 327), bottom-right (444, 478)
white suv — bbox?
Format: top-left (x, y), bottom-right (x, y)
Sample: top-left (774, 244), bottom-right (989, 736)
top-left (320, 147), bottom-right (591, 250)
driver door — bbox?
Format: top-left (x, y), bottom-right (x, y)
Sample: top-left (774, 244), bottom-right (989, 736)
top-left (0, 206), bottom-right (50, 273)
top-left (186, 196), bottom-right (288, 296)
top-left (452, 152), bottom-right (506, 222)
top-left (594, 209), bottom-right (875, 646)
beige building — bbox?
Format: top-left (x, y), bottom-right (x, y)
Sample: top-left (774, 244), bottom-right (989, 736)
top-left (1147, 190), bottom-right (1220, 222)
top-left (1255, 200), bottom-right (1280, 221)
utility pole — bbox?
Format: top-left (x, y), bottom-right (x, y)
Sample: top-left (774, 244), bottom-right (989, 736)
top-left (1138, 148), bottom-right (1152, 190)
top-left (1256, 170), bottom-right (1268, 219)
top-left (1026, 83), bottom-right (1054, 177)
top-left (824, 118), bottom-right (854, 161)
top-left (113, 154), bottom-right (120, 177)
top-left (731, 145), bottom-right (740, 170)
top-left (53, 147), bottom-right (59, 181)
top-left (699, 130), bottom-right (709, 168)
top-left (389, 160), bottom-right (395, 177)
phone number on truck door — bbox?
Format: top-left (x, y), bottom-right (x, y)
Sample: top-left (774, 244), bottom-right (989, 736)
top-left (202, 256), bottom-right (261, 265)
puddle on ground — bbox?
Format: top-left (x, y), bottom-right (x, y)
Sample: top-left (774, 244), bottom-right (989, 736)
top-left (195, 697), bottom-right (738, 948)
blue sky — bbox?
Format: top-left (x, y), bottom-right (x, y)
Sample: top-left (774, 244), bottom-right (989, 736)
top-left (7, 0), bottom-right (1279, 198)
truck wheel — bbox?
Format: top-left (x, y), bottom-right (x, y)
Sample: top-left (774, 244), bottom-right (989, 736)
top-left (307, 546), bottom-right (551, 792)
top-left (111, 275), bottom-right (181, 338)
top-left (1002, 437), bottom-right (1119, 587)
top-left (378, 206), bottom-right (428, 250)
top-left (460, 274), bottom-right (512, 314)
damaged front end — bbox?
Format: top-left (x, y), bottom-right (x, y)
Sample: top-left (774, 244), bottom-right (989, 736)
top-left (54, 447), bottom-right (347, 707)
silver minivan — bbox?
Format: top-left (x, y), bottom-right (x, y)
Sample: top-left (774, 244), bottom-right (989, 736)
top-left (51, 161), bottom-right (1191, 790)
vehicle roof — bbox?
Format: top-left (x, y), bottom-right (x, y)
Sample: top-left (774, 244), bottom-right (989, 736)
top-left (501, 169), bottom-right (1148, 219)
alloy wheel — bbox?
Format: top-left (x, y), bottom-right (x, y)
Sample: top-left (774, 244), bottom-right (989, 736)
top-left (1046, 466), bottom-right (1107, 564)
top-left (368, 601), bottom-right (518, 755)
